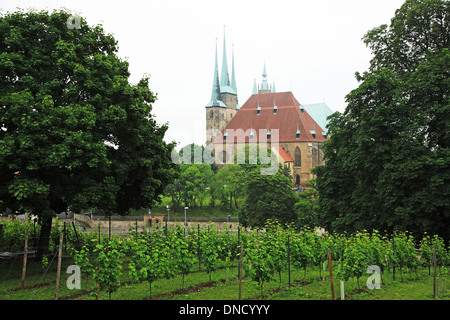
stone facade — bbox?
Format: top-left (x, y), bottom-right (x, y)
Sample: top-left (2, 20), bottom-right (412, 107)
top-left (205, 93), bottom-right (237, 144)
top-left (281, 141), bottom-right (325, 186)
top-left (204, 33), bottom-right (329, 187)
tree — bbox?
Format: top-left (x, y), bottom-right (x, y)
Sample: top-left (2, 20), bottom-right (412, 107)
top-left (164, 163), bottom-right (213, 209)
top-left (294, 179), bottom-right (319, 229)
top-left (239, 169), bottom-right (297, 229)
top-left (0, 9), bottom-right (176, 257)
top-left (212, 164), bottom-right (246, 209)
top-left (177, 143), bottom-right (218, 173)
top-left (315, 0), bottom-right (450, 239)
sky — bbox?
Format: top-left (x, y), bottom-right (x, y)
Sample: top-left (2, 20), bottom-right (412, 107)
top-left (1, 0), bottom-right (407, 149)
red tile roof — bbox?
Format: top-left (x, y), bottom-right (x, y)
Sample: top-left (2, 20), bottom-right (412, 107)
top-left (213, 92), bottom-right (328, 144)
top-left (273, 146), bottom-right (294, 162)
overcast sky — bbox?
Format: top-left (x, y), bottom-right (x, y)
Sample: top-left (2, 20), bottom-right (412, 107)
top-left (2, 0), bottom-right (406, 149)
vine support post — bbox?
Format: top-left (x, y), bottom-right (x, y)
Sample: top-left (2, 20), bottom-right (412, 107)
top-left (54, 227), bottom-right (64, 300)
top-left (198, 224), bottom-right (201, 271)
top-left (21, 220), bottom-right (29, 290)
top-left (433, 242), bottom-right (437, 298)
top-left (238, 243), bottom-right (243, 300)
top-left (392, 236), bottom-right (396, 281)
top-left (71, 221), bottom-right (81, 251)
top-left (327, 248), bottom-right (335, 300)
top-left (287, 235), bottom-right (291, 288)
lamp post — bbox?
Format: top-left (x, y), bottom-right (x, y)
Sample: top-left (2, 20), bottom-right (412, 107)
top-left (184, 207), bottom-right (189, 234)
top-left (166, 205), bottom-right (170, 226)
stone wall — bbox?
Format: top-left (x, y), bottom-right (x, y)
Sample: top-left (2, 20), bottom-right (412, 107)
top-left (74, 214), bottom-right (241, 234)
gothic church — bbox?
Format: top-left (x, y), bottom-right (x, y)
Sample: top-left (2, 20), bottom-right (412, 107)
top-left (205, 32), bottom-right (332, 187)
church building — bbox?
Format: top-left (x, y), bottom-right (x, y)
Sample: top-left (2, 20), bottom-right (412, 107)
top-left (205, 32), bottom-right (331, 187)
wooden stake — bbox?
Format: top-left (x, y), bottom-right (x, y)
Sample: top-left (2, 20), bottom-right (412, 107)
top-left (21, 225), bottom-right (29, 290)
top-left (71, 221), bottom-right (81, 250)
top-left (238, 243), bottom-right (243, 300)
top-left (328, 248), bottom-right (335, 300)
top-left (392, 236), bottom-right (396, 281)
top-left (433, 242), bottom-right (437, 298)
top-left (54, 229), bottom-right (64, 300)
top-left (287, 235), bottom-right (291, 288)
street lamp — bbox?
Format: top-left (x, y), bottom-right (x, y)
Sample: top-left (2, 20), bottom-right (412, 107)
top-left (166, 205), bottom-right (170, 225)
top-left (184, 207), bottom-right (189, 234)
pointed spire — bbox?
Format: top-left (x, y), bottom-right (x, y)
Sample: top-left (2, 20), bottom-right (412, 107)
top-left (231, 43), bottom-right (240, 109)
top-left (220, 25), bottom-right (230, 88)
top-left (231, 44), bottom-right (237, 92)
top-left (253, 78), bottom-right (258, 94)
top-left (271, 81), bottom-right (276, 93)
top-left (261, 63), bottom-right (269, 92)
top-left (206, 38), bottom-right (226, 108)
top-left (212, 38), bottom-right (221, 102)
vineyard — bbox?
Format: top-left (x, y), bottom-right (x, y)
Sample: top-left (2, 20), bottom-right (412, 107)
top-left (0, 218), bottom-right (449, 301)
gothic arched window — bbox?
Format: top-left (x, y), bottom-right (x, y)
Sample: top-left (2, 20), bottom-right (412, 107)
top-left (295, 147), bottom-right (301, 167)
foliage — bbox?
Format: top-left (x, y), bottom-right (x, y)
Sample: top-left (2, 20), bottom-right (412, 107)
top-left (239, 169), bottom-right (297, 229)
top-left (294, 179), bottom-right (319, 229)
top-left (73, 237), bottom-right (125, 299)
top-left (244, 226), bottom-right (276, 298)
top-left (338, 231), bottom-right (391, 286)
top-left (164, 163), bottom-right (214, 209)
top-left (419, 233), bottom-right (449, 276)
top-left (126, 230), bottom-right (175, 297)
top-left (315, 0), bottom-right (450, 239)
top-left (0, 9), bottom-right (176, 257)
top-left (3, 217), bottom-right (450, 300)
top-left (212, 164), bottom-right (246, 209)
top-left (198, 224), bottom-right (220, 281)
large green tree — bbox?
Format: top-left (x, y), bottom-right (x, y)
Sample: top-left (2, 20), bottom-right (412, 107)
top-left (315, 0), bottom-right (449, 239)
top-left (239, 169), bottom-right (297, 229)
top-left (0, 9), bottom-right (176, 256)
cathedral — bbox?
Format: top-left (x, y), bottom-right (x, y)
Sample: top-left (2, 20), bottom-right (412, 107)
top-left (205, 31), bottom-right (332, 187)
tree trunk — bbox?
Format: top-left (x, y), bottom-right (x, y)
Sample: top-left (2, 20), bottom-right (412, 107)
top-left (36, 214), bottom-right (53, 259)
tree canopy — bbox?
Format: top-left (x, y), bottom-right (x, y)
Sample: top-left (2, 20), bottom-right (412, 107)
top-left (0, 9), bottom-right (176, 255)
top-left (314, 0), bottom-right (449, 239)
top-left (239, 168), bottom-right (297, 229)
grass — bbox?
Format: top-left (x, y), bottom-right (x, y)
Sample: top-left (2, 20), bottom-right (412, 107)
top-left (131, 195), bottom-right (242, 218)
top-left (1, 255), bottom-right (448, 301)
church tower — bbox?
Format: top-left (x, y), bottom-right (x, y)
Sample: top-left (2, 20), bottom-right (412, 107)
top-left (205, 27), bottom-right (239, 144)
top-left (253, 63), bottom-right (276, 95)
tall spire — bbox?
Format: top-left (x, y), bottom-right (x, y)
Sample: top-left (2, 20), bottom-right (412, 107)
top-left (253, 78), bottom-right (258, 94)
top-left (231, 44), bottom-right (237, 92)
top-left (258, 63), bottom-right (270, 93)
top-left (206, 38), bottom-right (226, 108)
top-left (261, 63), bottom-right (269, 91)
top-left (231, 44), bottom-right (240, 109)
top-left (220, 25), bottom-right (230, 88)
